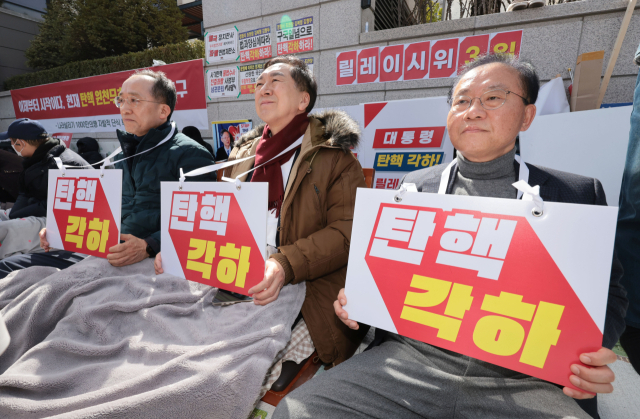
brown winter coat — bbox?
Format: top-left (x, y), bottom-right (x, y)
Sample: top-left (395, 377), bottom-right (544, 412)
top-left (224, 110), bottom-right (369, 366)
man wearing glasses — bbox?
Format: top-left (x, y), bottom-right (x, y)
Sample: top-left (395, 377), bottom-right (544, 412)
top-left (10, 70), bottom-right (216, 275)
top-left (275, 55), bottom-right (628, 419)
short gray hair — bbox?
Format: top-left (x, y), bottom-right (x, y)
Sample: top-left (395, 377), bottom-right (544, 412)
top-left (130, 69), bottom-right (177, 120)
top-left (448, 54), bottom-right (540, 105)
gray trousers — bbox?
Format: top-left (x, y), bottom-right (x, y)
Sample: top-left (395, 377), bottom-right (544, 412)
top-left (273, 334), bottom-right (590, 419)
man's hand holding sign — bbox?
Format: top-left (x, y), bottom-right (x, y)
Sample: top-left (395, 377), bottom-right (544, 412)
top-left (273, 55), bottom-right (628, 419)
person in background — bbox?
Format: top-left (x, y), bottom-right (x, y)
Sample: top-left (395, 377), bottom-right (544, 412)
top-left (0, 147), bottom-right (22, 210)
top-left (0, 131), bottom-right (16, 154)
top-left (614, 43), bottom-right (640, 376)
top-left (0, 120), bottom-right (89, 268)
top-left (8, 119), bottom-right (89, 220)
top-left (182, 126), bottom-right (214, 158)
top-left (215, 129), bottom-right (233, 161)
top-left (76, 137), bottom-right (104, 168)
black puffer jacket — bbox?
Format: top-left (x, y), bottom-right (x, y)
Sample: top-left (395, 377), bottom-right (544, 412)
top-left (10, 138), bottom-right (89, 219)
top-left (0, 149), bottom-right (22, 203)
top-left (76, 137), bottom-right (104, 168)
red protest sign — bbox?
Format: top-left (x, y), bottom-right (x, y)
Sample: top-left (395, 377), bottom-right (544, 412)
top-left (429, 38), bottom-right (459, 79)
top-left (52, 132), bottom-right (73, 148)
top-left (404, 41), bottom-right (431, 81)
top-left (346, 190), bottom-right (618, 390)
top-left (490, 30), bottom-right (523, 57)
top-left (161, 183), bottom-right (268, 296)
top-left (380, 45), bottom-right (404, 82)
top-left (47, 171), bottom-right (122, 258)
top-left (458, 35), bottom-right (490, 73)
top-left (357, 47), bottom-right (380, 84)
top-left (372, 127), bottom-right (445, 149)
top-left (336, 51), bottom-right (357, 85)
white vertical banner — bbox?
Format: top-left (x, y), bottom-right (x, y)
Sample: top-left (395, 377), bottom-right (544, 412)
top-left (207, 66), bottom-right (240, 99)
top-left (205, 27), bottom-right (239, 64)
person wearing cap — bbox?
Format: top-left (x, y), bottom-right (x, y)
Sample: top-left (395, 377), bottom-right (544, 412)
top-left (7, 118), bottom-right (88, 220)
top-left (0, 119), bottom-right (89, 269)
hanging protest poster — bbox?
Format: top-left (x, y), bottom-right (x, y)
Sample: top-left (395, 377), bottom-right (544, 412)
top-left (11, 60), bottom-right (208, 134)
top-left (212, 120), bottom-right (252, 157)
top-left (344, 188), bottom-right (618, 390)
top-left (359, 97), bottom-right (453, 188)
top-left (205, 27), bottom-right (239, 63)
top-left (239, 27), bottom-right (272, 63)
top-left (239, 63), bottom-right (264, 95)
top-left (276, 16), bottom-right (313, 56)
top-left (336, 30), bottom-right (523, 85)
top-left (52, 132), bottom-right (72, 148)
top-left (161, 182), bottom-right (268, 296)
top-left (336, 50), bottom-right (357, 86)
top-left (207, 66), bottom-right (240, 99)
top-left (302, 57), bottom-right (314, 74)
top-left (356, 47), bottom-right (380, 84)
top-left (46, 169), bottom-right (122, 258)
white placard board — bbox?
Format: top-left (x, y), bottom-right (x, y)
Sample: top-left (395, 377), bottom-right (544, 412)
top-left (46, 169), bottom-right (122, 258)
top-left (345, 187), bottom-right (617, 388)
top-left (160, 181), bottom-right (268, 296)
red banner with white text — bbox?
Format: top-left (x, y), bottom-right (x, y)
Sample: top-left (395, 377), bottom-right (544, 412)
top-left (11, 59), bottom-right (207, 134)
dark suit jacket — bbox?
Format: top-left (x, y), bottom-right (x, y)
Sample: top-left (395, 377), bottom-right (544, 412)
top-left (216, 146), bottom-right (230, 162)
top-left (402, 160), bottom-right (628, 349)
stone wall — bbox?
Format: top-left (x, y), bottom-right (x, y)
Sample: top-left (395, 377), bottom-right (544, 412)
top-left (1, 0), bottom-right (639, 153)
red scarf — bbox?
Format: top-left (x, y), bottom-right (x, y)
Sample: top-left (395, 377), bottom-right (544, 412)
top-left (251, 112), bottom-right (309, 216)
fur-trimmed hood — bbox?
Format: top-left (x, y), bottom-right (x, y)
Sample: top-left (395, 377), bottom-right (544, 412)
top-left (233, 109), bottom-right (360, 153)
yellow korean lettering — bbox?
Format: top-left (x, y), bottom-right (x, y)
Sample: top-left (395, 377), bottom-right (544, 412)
top-left (403, 275), bottom-right (451, 308)
top-left (235, 246), bottom-right (251, 288)
top-left (443, 283), bottom-right (474, 319)
top-left (465, 45), bottom-right (480, 64)
top-left (65, 216), bottom-right (86, 249)
top-left (481, 292), bottom-right (536, 321)
top-left (217, 259), bottom-right (237, 284)
top-left (390, 154), bottom-right (403, 167)
top-left (473, 315), bottom-right (525, 356)
top-left (377, 154), bottom-right (389, 167)
top-left (519, 301), bottom-right (564, 368)
top-left (86, 218), bottom-right (110, 253)
top-left (400, 306), bottom-right (462, 342)
top-left (186, 238), bottom-right (216, 280)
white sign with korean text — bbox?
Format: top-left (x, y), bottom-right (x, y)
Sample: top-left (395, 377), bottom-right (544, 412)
top-left (345, 188), bottom-right (617, 389)
top-left (208, 66), bottom-right (240, 99)
top-left (161, 182), bottom-right (268, 296)
top-left (361, 97), bottom-right (454, 189)
top-left (46, 169), bottom-right (122, 259)
top-left (205, 28), bottom-right (239, 63)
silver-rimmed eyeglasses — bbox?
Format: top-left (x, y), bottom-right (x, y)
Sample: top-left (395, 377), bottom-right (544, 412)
top-left (449, 89), bottom-right (529, 113)
top-left (114, 96), bottom-right (163, 109)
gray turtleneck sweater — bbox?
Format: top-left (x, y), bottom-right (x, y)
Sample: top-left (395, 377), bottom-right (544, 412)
top-left (452, 148), bottom-right (517, 199)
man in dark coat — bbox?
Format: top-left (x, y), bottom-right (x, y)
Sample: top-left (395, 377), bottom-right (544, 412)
top-left (7, 119), bottom-right (88, 219)
top-left (0, 148), bottom-right (22, 206)
top-left (215, 129), bottom-right (233, 161)
top-left (76, 137), bottom-right (104, 168)
top-left (276, 55), bottom-right (628, 419)
top-left (182, 126), bottom-right (215, 158)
